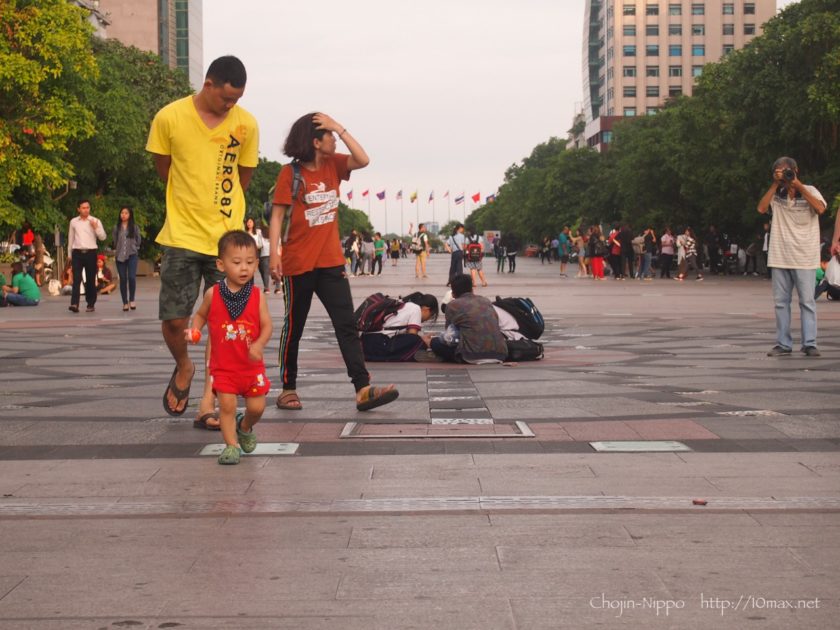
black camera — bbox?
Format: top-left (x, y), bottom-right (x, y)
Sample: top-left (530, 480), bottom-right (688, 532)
top-left (783, 168), bottom-right (796, 181)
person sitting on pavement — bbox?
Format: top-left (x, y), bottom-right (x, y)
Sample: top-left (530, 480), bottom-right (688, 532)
top-left (95, 255), bottom-right (116, 295)
top-left (362, 292), bottom-right (440, 362)
top-left (427, 273), bottom-right (507, 364)
top-left (1, 262), bottom-right (41, 306)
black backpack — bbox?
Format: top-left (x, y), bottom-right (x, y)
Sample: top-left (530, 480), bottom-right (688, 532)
top-left (505, 338), bottom-right (544, 361)
top-left (494, 296), bottom-right (545, 340)
top-left (354, 293), bottom-right (404, 333)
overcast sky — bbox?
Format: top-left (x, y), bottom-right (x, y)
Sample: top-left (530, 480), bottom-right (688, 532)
top-left (204, 0), bottom-right (799, 233)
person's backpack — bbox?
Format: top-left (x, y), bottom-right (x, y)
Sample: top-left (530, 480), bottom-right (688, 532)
top-left (354, 293), bottom-right (404, 333)
top-left (631, 235), bottom-right (645, 255)
top-left (591, 238), bottom-right (607, 257)
top-left (465, 237), bottom-right (483, 263)
top-left (493, 296), bottom-right (545, 340)
top-left (505, 338), bottom-right (544, 362)
top-left (263, 162), bottom-right (303, 244)
top-left (410, 233), bottom-right (423, 253)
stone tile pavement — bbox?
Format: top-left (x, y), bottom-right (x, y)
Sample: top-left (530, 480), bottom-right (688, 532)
top-left (0, 254), bottom-right (838, 628)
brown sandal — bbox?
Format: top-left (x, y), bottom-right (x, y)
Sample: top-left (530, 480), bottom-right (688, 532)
top-left (276, 391), bottom-right (302, 410)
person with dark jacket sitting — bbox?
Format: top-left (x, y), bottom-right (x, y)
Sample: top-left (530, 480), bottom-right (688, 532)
top-left (428, 274), bottom-right (507, 364)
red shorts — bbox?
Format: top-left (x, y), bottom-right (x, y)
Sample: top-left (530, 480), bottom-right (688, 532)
top-left (211, 371), bottom-right (271, 398)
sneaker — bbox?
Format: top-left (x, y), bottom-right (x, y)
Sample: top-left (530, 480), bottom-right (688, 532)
top-left (236, 412), bottom-right (257, 453)
top-left (802, 346), bottom-right (821, 357)
top-left (766, 345), bottom-right (792, 357)
top-left (696, 276), bottom-right (704, 281)
top-left (218, 445), bottom-right (241, 465)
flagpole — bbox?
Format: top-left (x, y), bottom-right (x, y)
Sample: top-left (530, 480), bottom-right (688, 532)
top-left (400, 196), bottom-right (404, 235)
top-left (447, 195), bottom-right (451, 224)
top-left (384, 196), bottom-right (388, 235)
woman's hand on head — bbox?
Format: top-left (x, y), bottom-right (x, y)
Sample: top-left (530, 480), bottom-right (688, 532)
top-left (313, 112), bottom-right (342, 133)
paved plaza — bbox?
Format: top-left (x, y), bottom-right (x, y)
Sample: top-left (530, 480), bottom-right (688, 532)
top-left (0, 254), bottom-right (838, 629)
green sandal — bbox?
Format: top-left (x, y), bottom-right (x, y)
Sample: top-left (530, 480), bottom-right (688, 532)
top-left (218, 445), bottom-right (241, 465)
top-left (236, 412), bottom-right (257, 454)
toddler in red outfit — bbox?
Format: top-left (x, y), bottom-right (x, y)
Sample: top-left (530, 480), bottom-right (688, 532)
top-left (187, 230), bottom-right (272, 464)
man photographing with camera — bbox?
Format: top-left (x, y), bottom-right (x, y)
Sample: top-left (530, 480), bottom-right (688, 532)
top-left (758, 156), bottom-right (826, 357)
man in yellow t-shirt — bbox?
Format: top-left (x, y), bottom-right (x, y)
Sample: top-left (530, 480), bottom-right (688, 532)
top-left (146, 55), bottom-right (259, 421)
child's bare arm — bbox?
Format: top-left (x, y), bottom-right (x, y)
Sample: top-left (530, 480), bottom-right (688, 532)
top-left (248, 291), bottom-right (273, 361)
top-left (186, 288), bottom-right (213, 342)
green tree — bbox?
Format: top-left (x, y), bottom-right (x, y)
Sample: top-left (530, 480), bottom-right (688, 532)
top-left (0, 0), bottom-right (98, 231)
top-left (244, 157), bottom-right (283, 222)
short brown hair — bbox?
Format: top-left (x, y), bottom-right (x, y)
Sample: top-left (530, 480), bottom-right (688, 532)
top-left (217, 230), bottom-right (257, 257)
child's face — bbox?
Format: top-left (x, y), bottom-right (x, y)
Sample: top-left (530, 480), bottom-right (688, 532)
top-left (217, 245), bottom-right (258, 287)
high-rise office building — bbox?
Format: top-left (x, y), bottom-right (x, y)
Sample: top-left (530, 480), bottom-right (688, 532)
top-left (72, 0), bottom-right (203, 89)
top-left (580, 0), bottom-right (774, 150)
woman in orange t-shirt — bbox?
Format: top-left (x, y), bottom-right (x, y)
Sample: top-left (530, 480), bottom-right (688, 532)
top-left (268, 112), bottom-right (398, 412)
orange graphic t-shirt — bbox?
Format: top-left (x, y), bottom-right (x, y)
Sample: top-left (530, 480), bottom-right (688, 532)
top-left (273, 154), bottom-right (350, 276)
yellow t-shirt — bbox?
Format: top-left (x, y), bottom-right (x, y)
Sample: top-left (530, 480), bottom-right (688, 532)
top-left (146, 96), bottom-right (259, 256)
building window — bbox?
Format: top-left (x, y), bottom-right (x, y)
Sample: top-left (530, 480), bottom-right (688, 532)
top-left (646, 65), bottom-right (660, 77)
top-left (623, 65), bottom-right (637, 77)
top-left (723, 3), bottom-right (734, 14)
top-left (646, 44), bottom-right (660, 56)
top-left (692, 24), bottom-right (705, 35)
top-left (723, 44), bottom-right (735, 55)
top-left (607, 48), bottom-right (613, 61)
top-left (744, 23), bottom-right (756, 35)
top-left (623, 45), bottom-right (637, 56)
top-left (669, 44), bottom-right (682, 56)
top-left (692, 44), bottom-right (705, 56)
top-left (723, 23), bottom-right (734, 35)
top-left (669, 86), bottom-right (683, 97)
top-left (691, 3), bottom-right (705, 15)
top-left (607, 67), bottom-right (614, 80)
top-left (646, 24), bottom-right (659, 36)
top-left (646, 85), bottom-right (660, 97)
top-left (603, 130), bottom-right (614, 143)
top-left (668, 3), bottom-right (682, 15)
top-left (624, 25), bottom-right (637, 36)
top-left (624, 107), bottom-right (637, 116)
top-left (692, 65), bottom-right (703, 77)
top-left (669, 24), bottom-right (683, 35)
top-left (744, 3), bottom-right (755, 15)
top-left (623, 4), bottom-right (636, 15)
top-left (624, 86), bottom-right (637, 97)
top-left (646, 4), bottom-right (659, 15)
top-left (647, 107), bottom-right (659, 115)
top-left (668, 65), bottom-right (683, 77)
top-left (607, 87), bottom-right (615, 101)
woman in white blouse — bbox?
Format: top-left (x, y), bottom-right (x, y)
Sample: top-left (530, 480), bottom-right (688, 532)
top-left (361, 292), bottom-right (439, 362)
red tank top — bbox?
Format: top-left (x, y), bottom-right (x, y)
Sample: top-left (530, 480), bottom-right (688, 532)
top-left (207, 283), bottom-right (265, 376)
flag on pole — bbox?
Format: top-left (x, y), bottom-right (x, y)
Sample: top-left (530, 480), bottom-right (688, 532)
top-left (362, 190), bottom-right (369, 198)
top-left (410, 191), bottom-right (417, 203)
top-left (454, 194), bottom-right (464, 205)
top-left (486, 194), bottom-right (496, 203)
top-left (347, 190), bottom-right (353, 201)
top-left (443, 191), bottom-right (449, 198)
top-left (428, 191), bottom-right (434, 203)
top-left (376, 190), bottom-right (385, 200)
top-left (471, 192), bottom-right (480, 203)
top-left (396, 190), bottom-right (403, 200)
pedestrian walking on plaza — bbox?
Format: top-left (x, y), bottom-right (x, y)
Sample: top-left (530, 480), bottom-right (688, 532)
top-left (373, 232), bottom-right (385, 275)
top-left (464, 229), bottom-right (488, 287)
top-left (112, 206), bottom-right (142, 311)
top-left (639, 226), bottom-right (656, 280)
top-left (412, 223), bottom-right (430, 278)
top-left (493, 236), bottom-right (507, 273)
top-left (587, 225), bottom-right (607, 280)
top-left (67, 199), bottom-right (106, 313)
top-left (677, 227), bottom-right (703, 281)
top-left (558, 226), bottom-right (571, 277)
top-left (185, 231), bottom-right (271, 465)
top-left (573, 227), bottom-right (589, 278)
top-left (268, 111), bottom-right (398, 412)
top-left (503, 232), bottom-right (518, 272)
top-left (758, 156), bottom-right (826, 357)
top-left (445, 223), bottom-right (466, 285)
top-left (147, 55), bottom-right (259, 426)
top-left (244, 218), bottom-right (268, 293)
top-left (390, 238), bottom-right (400, 266)
top-left (659, 226), bottom-right (675, 279)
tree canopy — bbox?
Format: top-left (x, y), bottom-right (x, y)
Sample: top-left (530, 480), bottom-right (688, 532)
top-left (471, 0), bottom-right (840, 244)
